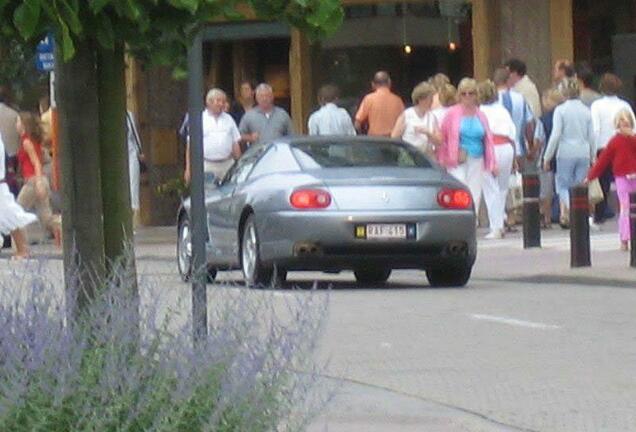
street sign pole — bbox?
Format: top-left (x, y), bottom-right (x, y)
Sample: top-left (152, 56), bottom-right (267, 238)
top-left (188, 31), bottom-right (208, 344)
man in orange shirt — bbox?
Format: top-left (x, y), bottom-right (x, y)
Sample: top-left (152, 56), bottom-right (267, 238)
top-left (355, 71), bottom-right (405, 136)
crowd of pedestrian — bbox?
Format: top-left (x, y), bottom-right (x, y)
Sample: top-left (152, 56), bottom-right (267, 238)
top-left (0, 86), bottom-right (60, 259)
top-left (301, 60), bottom-right (635, 249)
top-left (182, 58), bottom-right (636, 250)
top-left (5, 55), bottom-right (635, 259)
top-left (1, 84), bottom-right (143, 259)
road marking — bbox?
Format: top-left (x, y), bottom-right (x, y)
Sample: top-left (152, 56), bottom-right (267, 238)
top-left (470, 314), bottom-right (561, 330)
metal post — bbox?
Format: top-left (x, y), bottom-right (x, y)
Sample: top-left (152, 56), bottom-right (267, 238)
top-left (522, 173), bottom-right (541, 248)
top-left (570, 185), bottom-right (591, 267)
top-left (630, 192), bottom-right (636, 267)
top-left (188, 32), bottom-right (208, 343)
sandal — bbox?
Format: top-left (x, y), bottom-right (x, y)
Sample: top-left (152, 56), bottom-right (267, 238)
top-left (10, 254), bottom-right (30, 261)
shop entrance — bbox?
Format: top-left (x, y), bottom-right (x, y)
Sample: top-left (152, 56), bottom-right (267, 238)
top-left (203, 37), bottom-right (291, 113)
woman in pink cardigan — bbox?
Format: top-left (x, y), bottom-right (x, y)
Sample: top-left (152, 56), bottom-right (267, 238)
top-left (438, 78), bottom-right (498, 215)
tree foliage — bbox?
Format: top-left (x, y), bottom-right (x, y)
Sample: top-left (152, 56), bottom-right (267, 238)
top-left (0, 34), bottom-right (46, 108)
top-left (1, 0), bottom-right (343, 65)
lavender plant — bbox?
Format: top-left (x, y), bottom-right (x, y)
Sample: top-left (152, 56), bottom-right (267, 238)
top-left (0, 260), bottom-right (328, 431)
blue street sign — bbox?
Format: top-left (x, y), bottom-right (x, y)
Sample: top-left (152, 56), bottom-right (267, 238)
top-left (36, 34), bottom-right (55, 72)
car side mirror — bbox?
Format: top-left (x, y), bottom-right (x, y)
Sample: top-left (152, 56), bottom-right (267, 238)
top-left (204, 172), bottom-right (220, 188)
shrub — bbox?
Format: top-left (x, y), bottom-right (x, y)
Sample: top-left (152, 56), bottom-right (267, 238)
top-left (0, 261), bottom-right (328, 431)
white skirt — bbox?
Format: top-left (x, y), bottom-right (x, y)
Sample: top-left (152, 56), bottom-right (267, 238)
top-left (0, 183), bottom-right (37, 235)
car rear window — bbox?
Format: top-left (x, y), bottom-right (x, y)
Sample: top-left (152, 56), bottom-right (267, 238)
top-left (291, 140), bottom-right (432, 169)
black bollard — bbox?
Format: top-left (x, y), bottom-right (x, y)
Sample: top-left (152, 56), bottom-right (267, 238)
top-left (522, 173), bottom-right (541, 248)
top-left (630, 192), bottom-right (636, 267)
top-left (570, 185), bottom-right (591, 267)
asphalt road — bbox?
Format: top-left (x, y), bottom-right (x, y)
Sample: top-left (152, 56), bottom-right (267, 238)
top-left (135, 266), bottom-right (636, 432)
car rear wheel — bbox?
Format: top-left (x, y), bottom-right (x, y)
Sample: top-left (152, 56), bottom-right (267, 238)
top-left (177, 216), bottom-right (192, 282)
top-left (426, 263), bottom-right (472, 287)
top-left (206, 266), bottom-right (217, 283)
top-left (354, 267), bottom-right (392, 285)
top-left (241, 215), bottom-right (273, 287)
top-left (272, 266), bottom-right (287, 287)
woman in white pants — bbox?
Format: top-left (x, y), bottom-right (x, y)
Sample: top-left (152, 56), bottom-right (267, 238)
top-left (438, 78), bottom-right (498, 216)
top-left (478, 80), bottom-right (516, 239)
top-left (0, 135), bottom-right (37, 259)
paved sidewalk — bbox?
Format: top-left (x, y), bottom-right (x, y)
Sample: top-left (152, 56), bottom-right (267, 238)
top-left (473, 220), bottom-right (635, 288)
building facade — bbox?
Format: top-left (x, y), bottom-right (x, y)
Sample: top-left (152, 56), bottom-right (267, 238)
top-left (129, 0), bottom-right (634, 226)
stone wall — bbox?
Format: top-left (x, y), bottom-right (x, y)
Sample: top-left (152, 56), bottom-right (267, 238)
top-left (497, 0), bottom-right (552, 92)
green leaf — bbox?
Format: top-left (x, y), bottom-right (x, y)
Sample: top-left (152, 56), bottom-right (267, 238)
top-left (222, 4), bottom-right (244, 21)
top-left (95, 14), bottom-right (115, 49)
top-left (57, 0), bottom-right (83, 35)
top-left (13, 0), bottom-right (41, 39)
top-left (123, 0), bottom-right (142, 20)
top-left (89, 0), bottom-right (111, 14)
top-left (168, 0), bottom-right (199, 14)
top-left (57, 19), bottom-right (75, 60)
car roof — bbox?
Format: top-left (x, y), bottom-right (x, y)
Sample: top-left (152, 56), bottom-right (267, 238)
top-left (272, 135), bottom-right (407, 146)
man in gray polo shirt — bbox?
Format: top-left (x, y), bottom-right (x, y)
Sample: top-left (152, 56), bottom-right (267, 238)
top-left (239, 83), bottom-right (293, 146)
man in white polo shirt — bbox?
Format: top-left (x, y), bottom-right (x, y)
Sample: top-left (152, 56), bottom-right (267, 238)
top-left (184, 88), bottom-right (241, 183)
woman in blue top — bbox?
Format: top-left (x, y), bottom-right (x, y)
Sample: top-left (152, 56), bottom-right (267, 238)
top-left (542, 78), bottom-right (595, 228)
top-left (440, 78), bottom-right (497, 217)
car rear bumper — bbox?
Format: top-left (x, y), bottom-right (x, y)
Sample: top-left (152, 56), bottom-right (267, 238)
top-left (257, 210), bottom-right (476, 271)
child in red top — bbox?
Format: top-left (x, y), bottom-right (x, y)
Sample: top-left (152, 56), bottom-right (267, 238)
top-left (16, 112), bottom-right (61, 247)
top-left (586, 109), bottom-right (636, 251)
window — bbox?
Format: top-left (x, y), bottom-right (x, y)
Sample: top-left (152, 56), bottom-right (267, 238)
top-left (291, 141), bottom-right (432, 169)
top-left (248, 144), bottom-right (301, 179)
top-left (223, 144), bottom-right (268, 185)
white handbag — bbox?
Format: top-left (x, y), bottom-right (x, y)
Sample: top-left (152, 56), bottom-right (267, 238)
top-left (587, 179), bottom-right (604, 205)
top-left (507, 172), bottom-right (523, 209)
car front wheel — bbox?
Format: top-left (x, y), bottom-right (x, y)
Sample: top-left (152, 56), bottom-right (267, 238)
top-left (426, 263), bottom-right (472, 287)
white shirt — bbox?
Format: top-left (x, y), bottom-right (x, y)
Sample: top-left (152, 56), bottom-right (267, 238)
top-left (0, 134), bottom-right (5, 179)
top-left (590, 95), bottom-right (636, 150)
top-left (401, 107), bottom-right (438, 151)
top-left (308, 103), bottom-right (356, 136)
top-left (479, 103), bottom-right (516, 143)
top-left (202, 110), bottom-right (240, 161)
top-left (431, 106), bottom-right (450, 126)
top-left (498, 89), bottom-right (533, 155)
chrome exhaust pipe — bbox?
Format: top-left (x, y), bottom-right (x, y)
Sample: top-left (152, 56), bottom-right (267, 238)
top-left (294, 242), bottom-right (322, 257)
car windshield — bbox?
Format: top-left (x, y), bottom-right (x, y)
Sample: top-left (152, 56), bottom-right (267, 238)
top-left (291, 140), bottom-right (432, 169)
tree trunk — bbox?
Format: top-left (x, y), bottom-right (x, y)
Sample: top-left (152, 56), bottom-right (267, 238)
top-left (96, 43), bottom-right (137, 288)
top-left (55, 38), bottom-right (105, 314)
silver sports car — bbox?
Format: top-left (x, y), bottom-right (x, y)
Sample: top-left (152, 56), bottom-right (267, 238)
top-left (177, 136), bottom-right (476, 287)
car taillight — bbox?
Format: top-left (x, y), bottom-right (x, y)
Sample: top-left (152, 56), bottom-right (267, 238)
top-left (290, 189), bottom-right (332, 209)
top-left (437, 188), bottom-right (472, 209)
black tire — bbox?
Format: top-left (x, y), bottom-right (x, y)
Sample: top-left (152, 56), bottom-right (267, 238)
top-left (354, 267), bottom-right (392, 285)
top-left (206, 266), bottom-right (217, 283)
top-left (271, 266), bottom-right (287, 288)
top-left (177, 216), bottom-right (192, 282)
top-left (240, 215), bottom-right (273, 287)
top-left (426, 263), bottom-right (472, 287)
